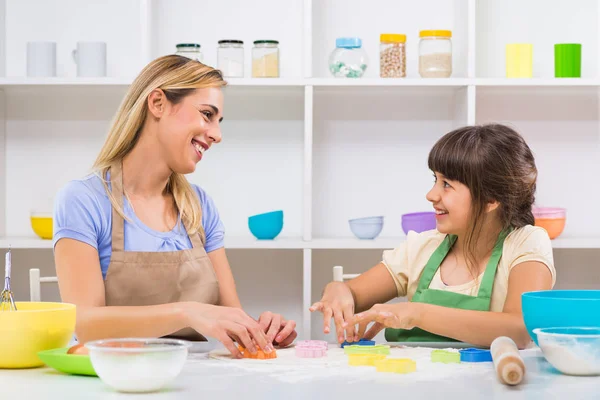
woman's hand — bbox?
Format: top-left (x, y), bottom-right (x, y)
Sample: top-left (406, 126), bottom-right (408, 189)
top-left (184, 303), bottom-right (273, 358)
top-left (342, 302), bottom-right (422, 339)
top-left (258, 311), bottom-right (297, 347)
top-left (309, 282), bottom-right (357, 343)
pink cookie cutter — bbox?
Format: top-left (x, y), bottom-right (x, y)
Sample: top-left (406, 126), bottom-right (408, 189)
top-left (296, 340), bottom-right (328, 349)
top-left (295, 345), bottom-right (327, 358)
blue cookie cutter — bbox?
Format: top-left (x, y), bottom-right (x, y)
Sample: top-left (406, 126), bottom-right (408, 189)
top-left (459, 348), bottom-right (492, 362)
top-left (341, 338), bottom-right (376, 348)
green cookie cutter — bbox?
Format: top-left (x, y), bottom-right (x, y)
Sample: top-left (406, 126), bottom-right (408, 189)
top-left (344, 344), bottom-right (391, 355)
top-left (431, 349), bottom-right (460, 364)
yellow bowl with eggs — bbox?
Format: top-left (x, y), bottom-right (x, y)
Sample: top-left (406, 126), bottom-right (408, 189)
top-left (30, 213), bottom-right (53, 240)
top-left (0, 302), bottom-right (76, 368)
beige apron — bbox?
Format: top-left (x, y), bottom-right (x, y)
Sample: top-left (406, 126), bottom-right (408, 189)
top-left (104, 162), bottom-right (220, 341)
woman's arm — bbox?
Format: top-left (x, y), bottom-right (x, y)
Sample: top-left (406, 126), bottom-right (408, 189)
top-left (54, 238), bottom-right (270, 356)
top-left (346, 261), bottom-right (553, 348)
top-left (207, 248), bottom-right (242, 308)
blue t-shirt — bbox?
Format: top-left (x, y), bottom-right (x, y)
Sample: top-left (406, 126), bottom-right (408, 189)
top-left (52, 173), bottom-right (225, 279)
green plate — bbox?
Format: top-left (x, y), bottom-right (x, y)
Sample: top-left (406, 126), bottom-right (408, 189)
top-left (37, 348), bottom-right (97, 376)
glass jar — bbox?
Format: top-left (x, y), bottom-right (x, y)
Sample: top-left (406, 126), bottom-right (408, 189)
top-left (252, 40), bottom-right (279, 78)
top-left (217, 40), bottom-right (244, 77)
top-left (175, 43), bottom-right (203, 62)
top-left (380, 34), bottom-right (406, 78)
top-left (329, 37), bottom-right (368, 78)
top-left (418, 30), bottom-right (452, 78)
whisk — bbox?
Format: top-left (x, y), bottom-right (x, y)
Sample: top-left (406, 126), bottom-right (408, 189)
top-left (1, 247), bottom-right (17, 311)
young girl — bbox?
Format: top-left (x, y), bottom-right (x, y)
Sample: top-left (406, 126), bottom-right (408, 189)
top-left (310, 124), bottom-right (555, 349)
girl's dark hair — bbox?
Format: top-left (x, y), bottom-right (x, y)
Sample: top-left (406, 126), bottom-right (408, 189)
top-left (428, 124), bottom-right (537, 277)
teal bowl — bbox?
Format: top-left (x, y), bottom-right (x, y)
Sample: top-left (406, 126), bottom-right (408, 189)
top-left (248, 210), bottom-right (283, 240)
top-left (522, 290), bottom-right (600, 346)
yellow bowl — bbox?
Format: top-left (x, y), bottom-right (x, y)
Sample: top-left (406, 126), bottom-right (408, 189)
top-left (0, 302), bottom-right (76, 368)
top-left (31, 215), bottom-right (53, 240)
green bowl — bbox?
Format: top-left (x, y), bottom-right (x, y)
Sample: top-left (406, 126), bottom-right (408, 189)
top-left (37, 347), bottom-right (97, 376)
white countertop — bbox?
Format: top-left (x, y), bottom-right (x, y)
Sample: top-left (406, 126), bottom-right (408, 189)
top-left (1, 343), bottom-right (599, 399)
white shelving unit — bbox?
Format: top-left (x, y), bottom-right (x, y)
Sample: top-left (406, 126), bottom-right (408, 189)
top-left (1, 0), bottom-right (599, 342)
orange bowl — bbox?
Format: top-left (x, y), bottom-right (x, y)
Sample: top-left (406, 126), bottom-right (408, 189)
top-left (533, 207), bottom-right (566, 239)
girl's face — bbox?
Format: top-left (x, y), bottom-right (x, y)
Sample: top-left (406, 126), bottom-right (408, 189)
top-left (426, 171), bottom-right (472, 235)
top-left (155, 87), bottom-right (224, 174)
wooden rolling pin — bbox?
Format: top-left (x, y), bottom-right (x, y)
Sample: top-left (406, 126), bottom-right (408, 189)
top-left (490, 336), bottom-right (526, 386)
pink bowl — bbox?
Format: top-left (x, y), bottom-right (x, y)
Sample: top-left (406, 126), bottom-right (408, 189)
top-left (532, 207), bottom-right (566, 219)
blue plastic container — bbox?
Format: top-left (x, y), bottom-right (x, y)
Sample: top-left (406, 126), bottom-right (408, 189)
top-left (349, 216), bottom-right (384, 240)
top-left (522, 290), bottom-right (600, 345)
top-left (248, 210), bottom-right (283, 240)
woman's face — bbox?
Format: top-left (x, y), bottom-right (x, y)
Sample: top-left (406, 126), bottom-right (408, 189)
top-left (156, 87), bottom-right (224, 174)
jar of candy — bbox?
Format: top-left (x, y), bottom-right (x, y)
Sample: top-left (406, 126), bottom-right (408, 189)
top-left (418, 30), bottom-right (452, 78)
top-left (217, 40), bottom-right (244, 77)
top-left (175, 43), bottom-right (203, 62)
top-left (380, 34), bottom-right (406, 78)
top-left (329, 37), bottom-right (368, 78)
top-left (252, 40), bottom-right (279, 78)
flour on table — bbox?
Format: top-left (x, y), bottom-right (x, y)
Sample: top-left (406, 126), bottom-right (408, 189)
top-left (189, 345), bottom-right (495, 384)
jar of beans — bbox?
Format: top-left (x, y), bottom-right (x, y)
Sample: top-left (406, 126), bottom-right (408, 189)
top-left (380, 34), bottom-right (406, 78)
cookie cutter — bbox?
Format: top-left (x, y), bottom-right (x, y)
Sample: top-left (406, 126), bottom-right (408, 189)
top-left (459, 348), bottom-right (492, 363)
top-left (344, 344), bottom-right (391, 355)
top-left (374, 358), bottom-right (417, 374)
top-left (341, 338), bottom-right (376, 348)
top-left (348, 353), bottom-right (387, 367)
top-left (237, 345), bottom-right (277, 359)
top-left (431, 349), bottom-right (460, 364)
top-left (295, 345), bottom-right (327, 358)
top-left (296, 340), bottom-right (328, 349)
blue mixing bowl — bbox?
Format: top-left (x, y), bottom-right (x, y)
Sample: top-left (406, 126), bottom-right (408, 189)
top-left (522, 290), bottom-right (600, 345)
top-left (248, 210), bottom-right (283, 240)
top-left (349, 216), bottom-right (384, 240)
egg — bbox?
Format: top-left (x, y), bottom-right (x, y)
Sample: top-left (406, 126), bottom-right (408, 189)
top-left (67, 343), bottom-right (89, 355)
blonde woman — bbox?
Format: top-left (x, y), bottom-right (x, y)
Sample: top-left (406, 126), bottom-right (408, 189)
top-left (52, 55), bottom-right (297, 358)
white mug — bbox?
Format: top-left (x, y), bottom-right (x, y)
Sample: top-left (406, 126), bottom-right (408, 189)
top-left (27, 42), bottom-right (56, 77)
top-left (72, 42), bottom-right (107, 77)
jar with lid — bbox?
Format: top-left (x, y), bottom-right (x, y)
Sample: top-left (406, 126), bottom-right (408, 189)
top-left (380, 34), bottom-right (406, 78)
top-left (329, 38), bottom-right (368, 78)
top-left (175, 43), bottom-right (203, 62)
top-left (217, 40), bottom-right (244, 77)
top-left (252, 40), bottom-right (279, 78)
top-left (418, 30), bottom-right (452, 78)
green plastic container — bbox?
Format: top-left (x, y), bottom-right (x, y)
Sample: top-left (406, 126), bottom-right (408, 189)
top-left (37, 347), bottom-right (97, 376)
top-left (555, 44), bottom-right (581, 78)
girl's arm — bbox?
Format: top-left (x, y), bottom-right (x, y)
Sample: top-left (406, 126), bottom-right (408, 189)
top-left (346, 261), bottom-right (552, 348)
top-left (415, 261), bottom-right (552, 348)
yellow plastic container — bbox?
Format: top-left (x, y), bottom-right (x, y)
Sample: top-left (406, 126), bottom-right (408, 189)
top-left (30, 213), bottom-right (53, 240)
top-left (506, 43), bottom-right (533, 78)
top-left (0, 302), bottom-right (76, 368)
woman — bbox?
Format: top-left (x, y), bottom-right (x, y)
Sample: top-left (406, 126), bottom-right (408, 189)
top-left (53, 55), bottom-right (297, 358)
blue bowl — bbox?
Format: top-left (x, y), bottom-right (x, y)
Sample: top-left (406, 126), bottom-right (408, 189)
top-left (522, 290), bottom-right (600, 345)
top-left (248, 210), bottom-right (283, 240)
top-left (349, 217), bottom-right (384, 240)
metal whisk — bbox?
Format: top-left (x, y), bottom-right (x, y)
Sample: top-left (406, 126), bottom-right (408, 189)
top-left (1, 247), bottom-right (17, 311)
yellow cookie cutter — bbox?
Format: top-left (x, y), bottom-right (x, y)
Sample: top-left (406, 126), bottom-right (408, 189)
top-left (348, 353), bottom-right (387, 366)
top-left (374, 358), bottom-right (416, 374)
top-left (344, 344), bottom-right (391, 355)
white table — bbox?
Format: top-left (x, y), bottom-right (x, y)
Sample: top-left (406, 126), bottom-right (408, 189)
top-left (1, 343), bottom-right (599, 399)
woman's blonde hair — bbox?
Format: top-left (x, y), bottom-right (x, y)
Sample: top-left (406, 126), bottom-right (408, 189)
top-left (92, 55), bottom-right (226, 240)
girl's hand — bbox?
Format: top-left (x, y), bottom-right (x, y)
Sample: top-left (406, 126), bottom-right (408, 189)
top-left (185, 303), bottom-right (272, 358)
top-left (342, 303), bottom-right (422, 339)
top-left (309, 282), bottom-right (357, 343)
top-left (258, 311), bottom-right (298, 347)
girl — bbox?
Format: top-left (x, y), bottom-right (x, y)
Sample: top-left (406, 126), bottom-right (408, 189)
top-left (53, 55), bottom-right (296, 358)
top-left (310, 124), bottom-right (555, 348)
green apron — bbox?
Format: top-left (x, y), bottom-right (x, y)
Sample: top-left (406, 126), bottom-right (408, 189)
top-left (384, 229), bottom-right (509, 342)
